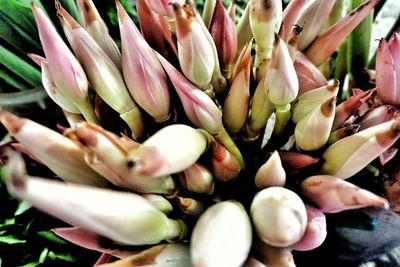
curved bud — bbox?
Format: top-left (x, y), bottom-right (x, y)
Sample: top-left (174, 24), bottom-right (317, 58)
top-left (296, 0), bottom-right (336, 51)
top-left (211, 141), bottom-right (241, 182)
top-left (279, 151), bottom-right (321, 173)
top-left (292, 204), bottom-right (327, 251)
top-left (177, 197), bottom-right (206, 216)
top-left (255, 151), bottom-right (286, 189)
top-left (117, 1), bottom-right (170, 122)
top-left (376, 33), bottom-right (400, 106)
top-left (359, 105), bottom-right (400, 131)
top-left (292, 81), bottom-right (338, 124)
top-left (295, 96), bottom-right (336, 151)
top-left (209, 0), bottom-right (237, 77)
top-left (294, 51), bottom-right (328, 95)
top-left (178, 163), bottom-right (214, 194)
top-left (301, 175), bottom-right (389, 213)
top-left (250, 187), bottom-right (307, 247)
top-left (191, 201), bottom-right (252, 267)
top-left (322, 119), bottom-right (400, 179)
top-left (67, 123), bottom-right (175, 194)
top-left (0, 110), bottom-right (106, 187)
top-left (174, 3), bottom-right (215, 90)
top-left (157, 53), bottom-right (223, 135)
top-left (4, 153), bottom-right (186, 246)
top-left (223, 42), bottom-right (252, 134)
top-left (127, 124), bottom-right (208, 178)
top-left (143, 194), bottom-right (174, 214)
top-left (77, 0), bottom-right (122, 69)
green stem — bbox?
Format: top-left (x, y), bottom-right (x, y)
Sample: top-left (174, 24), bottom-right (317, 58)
top-left (215, 128), bottom-right (245, 168)
top-left (273, 104), bottom-right (291, 136)
top-left (120, 107), bottom-right (145, 141)
top-left (77, 98), bottom-right (99, 124)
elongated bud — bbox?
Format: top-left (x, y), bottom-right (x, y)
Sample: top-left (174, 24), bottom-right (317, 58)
top-left (127, 124), bottom-right (208, 178)
top-left (295, 96), bottom-right (336, 151)
top-left (294, 51), bottom-right (328, 95)
top-left (146, 0), bottom-right (184, 16)
top-left (251, 187), bottom-right (307, 247)
top-left (328, 124), bottom-right (360, 144)
top-left (209, 0), bottom-right (237, 77)
top-left (143, 194), bottom-right (173, 214)
top-left (157, 53), bottom-right (223, 135)
top-left (360, 105), bottom-right (400, 130)
top-left (301, 175), bottom-right (389, 213)
top-left (32, 3), bottom-right (91, 114)
top-left (322, 119), bottom-right (400, 179)
top-left (223, 42), bottom-right (252, 134)
top-left (292, 81), bottom-right (339, 124)
top-left (178, 163), bottom-right (214, 194)
top-left (280, 0), bottom-right (306, 41)
top-left (77, 0), bottom-right (122, 69)
top-left (255, 239), bottom-right (296, 267)
top-left (249, 0), bottom-right (282, 79)
top-left (255, 151), bottom-right (286, 189)
top-left (292, 204), bottom-right (327, 251)
top-left (67, 123), bottom-right (175, 194)
top-left (57, 5), bottom-right (144, 138)
top-left (305, 0), bottom-right (380, 66)
top-left (191, 201), bottom-right (252, 267)
top-left (117, 1), bottom-right (170, 123)
top-left (136, 0), bottom-right (178, 59)
top-left (0, 110), bottom-right (106, 187)
top-left (236, 4), bottom-right (253, 58)
top-left (178, 197), bottom-right (206, 216)
top-left (210, 141), bottom-right (241, 182)
top-left (174, 3), bottom-right (215, 90)
top-left (100, 244), bottom-right (191, 267)
top-left (296, 0), bottom-right (336, 51)
top-left (279, 151), bottom-right (321, 173)
top-left (332, 88), bottom-right (375, 130)
top-left (52, 227), bottom-right (136, 258)
top-left (376, 33), bottom-right (400, 106)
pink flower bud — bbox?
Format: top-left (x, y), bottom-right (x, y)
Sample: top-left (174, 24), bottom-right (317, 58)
top-left (210, 141), bottom-right (241, 182)
top-left (360, 105), bottom-right (400, 130)
top-left (146, 0), bottom-right (184, 17)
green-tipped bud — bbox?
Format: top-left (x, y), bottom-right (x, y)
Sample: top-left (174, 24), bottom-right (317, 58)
top-left (301, 175), bottom-right (389, 213)
top-left (143, 194), bottom-right (174, 215)
top-left (294, 96), bottom-right (336, 151)
top-left (67, 123), bottom-right (175, 194)
top-left (174, 3), bottom-right (215, 90)
top-left (255, 151), bottom-right (286, 189)
top-left (178, 163), bottom-right (214, 194)
top-left (4, 152), bottom-right (186, 246)
top-left (191, 201), bottom-right (252, 267)
top-left (77, 0), bottom-right (122, 69)
top-left (127, 124), bottom-right (208, 178)
top-left (249, 0), bottom-right (282, 79)
top-left (0, 110), bottom-right (106, 187)
top-left (178, 197), bottom-right (206, 216)
top-left (223, 42), bottom-right (252, 134)
top-left (117, 1), bottom-right (170, 123)
top-left (211, 141), bottom-right (241, 182)
top-left (251, 187), bottom-right (307, 247)
top-left (322, 119), bottom-right (400, 179)
top-left (292, 82), bottom-right (339, 124)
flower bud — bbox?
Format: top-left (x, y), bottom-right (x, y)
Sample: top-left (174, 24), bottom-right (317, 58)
top-left (143, 194), bottom-right (174, 215)
top-left (177, 197), bottom-right (206, 216)
top-left (292, 81), bottom-right (338, 124)
top-left (279, 151), bottom-right (321, 173)
top-left (191, 201), bottom-right (252, 267)
top-left (174, 3), bottom-right (215, 90)
top-left (4, 152), bottom-right (187, 246)
top-left (322, 119), bottom-right (400, 179)
top-left (255, 151), bottom-right (286, 189)
top-left (0, 110), bottom-right (106, 187)
top-left (359, 105), bottom-right (400, 131)
top-left (250, 187), bottom-right (307, 247)
top-left (295, 96), bottom-right (336, 151)
top-left (292, 204), bottom-right (327, 251)
top-left (223, 42), bottom-right (252, 134)
top-left (146, 0), bottom-right (184, 17)
top-left (301, 175), bottom-right (389, 213)
top-left (376, 33), bottom-right (400, 106)
top-left (178, 163), bottom-right (214, 194)
top-left (210, 141), bottom-right (241, 182)
top-left (117, 1), bottom-right (170, 122)
top-left (280, 0), bottom-right (306, 41)
top-left (77, 0), bottom-right (122, 69)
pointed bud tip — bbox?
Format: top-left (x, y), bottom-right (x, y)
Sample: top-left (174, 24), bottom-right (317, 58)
top-left (0, 109), bottom-right (26, 134)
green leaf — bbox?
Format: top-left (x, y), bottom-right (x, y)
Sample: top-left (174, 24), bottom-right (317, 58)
top-left (14, 201), bottom-right (32, 216)
top-left (0, 235), bottom-right (26, 244)
top-left (37, 231), bottom-right (68, 245)
top-left (0, 68), bottom-right (30, 91)
top-left (20, 263), bottom-right (39, 267)
top-left (59, 0), bottom-right (83, 25)
top-left (38, 248), bottom-right (49, 264)
top-left (0, 44), bottom-right (41, 87)
top-left (48, 251), bottom-right (76, 262)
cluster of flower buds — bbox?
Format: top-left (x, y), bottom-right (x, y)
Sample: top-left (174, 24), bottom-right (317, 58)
top-left (1, 0), bottom-right (399, 266)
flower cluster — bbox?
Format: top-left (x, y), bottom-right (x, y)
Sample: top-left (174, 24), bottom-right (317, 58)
top-left (1, 0), bottom-right (399, 266)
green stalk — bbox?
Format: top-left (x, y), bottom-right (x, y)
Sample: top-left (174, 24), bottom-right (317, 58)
top-left (202, 0), bottom-right (216, 28)
top-left (77, 98), bottom-right (99, 124)
top-left (273, 104), bottom-right (291, 136)
top-left (215, 128), bottom-right (245, 168)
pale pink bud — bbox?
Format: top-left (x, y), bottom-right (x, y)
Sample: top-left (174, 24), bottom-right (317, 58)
top-left (301, 175), bottom-right (389, 213)
top-left (177, 197), bottom-right (206, 216)
top-left (211, 141), bottom-right (241, 182)
top-left (279, 151), bottom-right (321, 173)
top-left (146, 0), bottom-right (184, 16)
top-left (178, 163), bottom-right (214, 194)
top-left (280, 0), bottom-right (306, 41)
top-left (376, 33), bottom-right (400, 105)
top-left (157, 53), bottom-right (223, 135)
top-left (209, 0), bottom-right (238, 76)
top-left (117, 1), bottom-right (170, 122)
top-left (360, 105), bottom-right (400, 130)
top-left (305, 0), bottom-right (379, 66)
top-left (255, 151), bottom-right (286, 189)
top-left (292, 204), bottom-right (327, 251)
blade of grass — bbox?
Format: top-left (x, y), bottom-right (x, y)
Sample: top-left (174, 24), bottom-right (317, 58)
top-left (58, 0), bottom-right (83, 25)
top-left (0, 69), bottom-right (31, 91)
